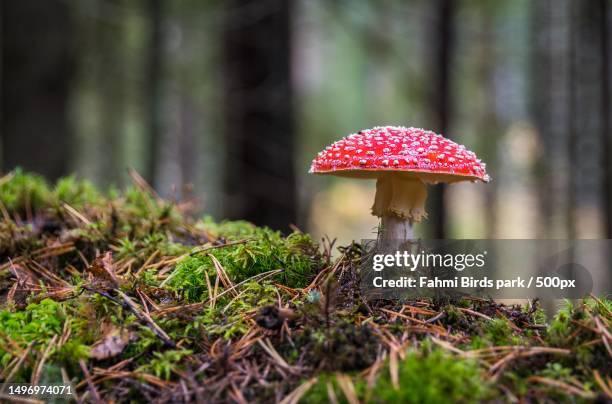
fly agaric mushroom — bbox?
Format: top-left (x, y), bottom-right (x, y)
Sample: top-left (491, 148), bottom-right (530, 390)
top-left (309, 126), bottom-right (489, 243)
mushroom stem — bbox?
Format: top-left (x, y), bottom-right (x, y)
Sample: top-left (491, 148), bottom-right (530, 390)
top-left (372, 174), bottom-right (428, 245)
top-left (371, 175), bottom-right (428, 221)
top-left (380, 214), bottom-right (413, 242)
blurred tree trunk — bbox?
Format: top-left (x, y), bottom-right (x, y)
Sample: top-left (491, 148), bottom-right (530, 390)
top-left (531, 0), bottom-right (572, 238)
top-left (601, 0), bottom-right (612, 239)
top-left (567, 0), bottom-right (577, 240)
top-left (146, 0), bottom-right (164, 188)
top-left (532, 0), bottom-right (553, 238)
top-left (222, 0), bottom-right (296, 231)
top-left (427, 0), bottom-right (455, 239)
top-left (0, 0), bottom-right (74, 180)
top-left (97, 0), bottom-right (125, 187)
top-left (478, 7), bottom-right (499, 239)
top-left (568, 0), bottom-right (607, 238)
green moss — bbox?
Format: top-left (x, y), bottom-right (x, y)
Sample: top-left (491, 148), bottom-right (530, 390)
top-left (0, 169), bottom-right (51, 213)
top-left (481, 318), bottom-right (522, 346)
top-left (0, 220), bottom-right (42, 255)
top-left (124, 325), bottom-right (164, 358)
top-left (545, 298), bottom-right (611, 378)
top-left (115, 234), bottom-right (189, 264)
top-left (539, 362), bottom-right (574, 381)
top-left (0, 299), bottom-right (67, 345)
top-left (123, 186), bottom-right (160, 216)
top-left (0, 299), bottom-right (90, 379)
top-left (163, 255), bottom-right (210, 301)
top-left (54, 175), bottom-right (102, 208)
top-left (199, 217), bottom-right (259, 239)
top-left (524, 301), bottom-right (547, 325)
top-left (547, 300), bottom-right (576, 346)
top-left (0, 170), bottom-right (108, 213)
top-left (136, 349), bottom-right (192, 380)
top-left (371, 347), bottom-right (490, 403)
top-left (186, 281), bottom-right (279, 339)
top-left (165, 225), bottom-right (321, 301)
top-left (443, 304), bottom-right (465, 325)
top-left (302, 347), bottom-right (490, 403)
top-left (547, 298), bottom-right (609, 347)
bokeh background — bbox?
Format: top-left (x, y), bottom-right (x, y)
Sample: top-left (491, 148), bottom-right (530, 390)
top-left (1, 0), bottom-right (610, 246)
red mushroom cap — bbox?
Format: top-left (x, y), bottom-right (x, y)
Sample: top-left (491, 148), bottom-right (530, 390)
top-left (309, 126), bottom-right (490, 183)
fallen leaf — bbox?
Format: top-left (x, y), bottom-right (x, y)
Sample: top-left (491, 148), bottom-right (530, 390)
top-left (87, 252), bottom-right (121, 290)
top-left (7, 263), bottom-right (39, 307)
top-left (90, 325), bottom-right (130, 360)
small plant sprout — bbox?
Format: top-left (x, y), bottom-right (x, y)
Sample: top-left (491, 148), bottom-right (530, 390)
top-left (309, 126), bottom-right (490, 243)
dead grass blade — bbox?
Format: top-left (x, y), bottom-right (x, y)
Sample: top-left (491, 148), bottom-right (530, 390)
top-left (208, 254), bottom-right (236, 295)
top-left (257, 338), bottom-right (292, 370)
top-left (593, 370), bottom-right (612, 398)
top-left (430, 336), bottom-right (467, 356)
top-left (335, 373), bottom-right (360, 404)
top-left (362, 354), bottom-right (384, 403)
top-left (489, 347), bottom-right (570, 378)
top-left (116, 290), bottom-right (175, 347)
top-left (389, 348), bottom-right (399, 390)
top-left (31, 335), bottom-right (57, 385)
top-left (128, 167), bottom-right (161, 201)
top-left (590, 294), bottom-right (612, 317)
top-left (457, 307), bottom-right (493, 321)
top-left (326, 381), bottom-right (340, 404)
top-left (593, 316), bottom-right (612, 358)
top-left (279, 377), bottom-right (318, 404)
top-left (62, 202), bottom-right (92, 226)
top-left (79, 359), bottom-right (103, 404)
top-left (527, 376), bottom-right (595, 399)
top-left (0, 342), bottom-right (33, 388)
top-left (188, 238), bottom-right (252, 256)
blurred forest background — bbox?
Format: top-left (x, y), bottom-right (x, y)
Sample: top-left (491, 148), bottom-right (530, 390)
top-left (0, 0), bottom-right (610, 245)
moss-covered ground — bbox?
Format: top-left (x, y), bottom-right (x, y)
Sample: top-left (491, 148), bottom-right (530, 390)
top-left (0, 170), bottom-right (610, 403)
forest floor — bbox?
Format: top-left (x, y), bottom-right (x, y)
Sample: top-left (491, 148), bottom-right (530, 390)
top-left (0, 170), bottom-right (610, 403)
